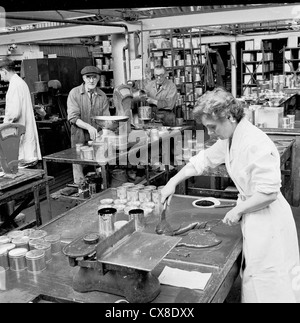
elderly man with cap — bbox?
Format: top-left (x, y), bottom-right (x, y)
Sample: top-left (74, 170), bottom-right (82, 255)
top-left (0, 56), bottom-right (41, 165)
top-left (67, 65), bottom-right (110, 184)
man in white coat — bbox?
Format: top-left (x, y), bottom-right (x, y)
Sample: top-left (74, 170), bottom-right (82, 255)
top-left (161, 87), bottom-right (300, 303)
top-left (0, 57), bottom-right (41, 165)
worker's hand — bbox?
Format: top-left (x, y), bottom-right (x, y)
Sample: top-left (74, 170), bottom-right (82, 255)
top-left (87, 125), bottom-right (98, 141)
top-left (146, 98), bottom-right (158, 106)
top-left (222, 207), bottom-right (243, 226)
top-left (160, 181), bottom-right (176, 206)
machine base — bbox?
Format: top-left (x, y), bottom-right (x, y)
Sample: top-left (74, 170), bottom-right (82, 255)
top-left (73, 267), bottom-right (161, 303)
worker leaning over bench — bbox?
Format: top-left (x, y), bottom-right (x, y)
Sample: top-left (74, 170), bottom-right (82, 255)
top-left (67, 65), bottom-right (110, 184)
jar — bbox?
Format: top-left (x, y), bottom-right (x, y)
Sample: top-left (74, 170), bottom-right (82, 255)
top-left (116, 186), bottom-right (127, 199)
top-left (138, 189), bottom-right (152, 203)
top-left (151, 190), bottom-right (161, 203)
top-left (127, 188), bottom-right (139, 202)
top-left (8, 248), bottom-right (28, 271)
top-left (25, 249), bottom-right (46, 273)
top-left (34, 242), bottom-right (52, 263)
top-left (44, 234), bottom-right (61, 255)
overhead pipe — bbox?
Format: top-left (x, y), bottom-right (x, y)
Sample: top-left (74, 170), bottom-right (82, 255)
top-left (4, 14), bottom-right (131, 82)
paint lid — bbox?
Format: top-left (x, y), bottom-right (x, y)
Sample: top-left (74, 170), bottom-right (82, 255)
top-left (7, 230), bottom-right (24, 239)
top-left (22, 228), bottom-right (36, 237)
top-left (0, 243), bottom-right (16, 254)
top-left (44, 234), bottom-right (61, 243)
top-left (8, 247), bottom-right (28, 258)
top-left (34, 241), bottom-right (51, 250)
top-left (29, 238), bottom-right (45, 246)
top-left (0, 236), bottom-right (11, 244)
top-left (25, 249), bottom-right (45, 260)
top-left (12, 236), bottom-right (30, 245)
top-left (28, 230), bottom-right (47, 240)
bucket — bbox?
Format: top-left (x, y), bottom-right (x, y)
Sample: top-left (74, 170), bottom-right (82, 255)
top-left (110, 169), bottom-right (127, 188)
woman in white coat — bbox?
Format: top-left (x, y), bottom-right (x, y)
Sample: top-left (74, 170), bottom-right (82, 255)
top-left (0, 57), bottom-right (41, 165)
top-left (161, 87), bottom-right (300, 303)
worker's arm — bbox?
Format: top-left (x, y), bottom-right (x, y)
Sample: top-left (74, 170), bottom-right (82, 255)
top-left (67, 88), bottom-right (98, 140)
top-left (161, 162), bottom-right (199, 205)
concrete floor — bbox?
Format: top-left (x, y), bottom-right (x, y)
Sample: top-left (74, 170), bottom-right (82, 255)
top-left (21, 196), bottom-right (300, 303)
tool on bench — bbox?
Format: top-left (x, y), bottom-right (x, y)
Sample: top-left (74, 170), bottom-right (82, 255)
top-left (155, 201), bottom-right (181, 235)
top-left (62, 219), bottom-right (181, 303)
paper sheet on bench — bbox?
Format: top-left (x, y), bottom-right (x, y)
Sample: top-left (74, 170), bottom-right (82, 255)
top-left (158, 266), bottom-right (212, 290)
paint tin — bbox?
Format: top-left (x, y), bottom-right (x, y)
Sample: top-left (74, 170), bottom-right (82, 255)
top-left (29, 238), bottom-right (45, 250)
top-left (44, 234), bottom-right (61, 254)
top-left (0, 236), bottom-right (11, 244)
top-left (22, 229), bottom-right (36, 237)
top-left (98, 207), bottom-right (117, 238)
top-left (138, 189), bottom-right (152, 203)
top-left (127, 188), bottom-right (139, 202)
top-left (28, 230), bottom-right (47, 241)
top-left (0, 244), bottom-right (15, 270)
top-left (7, 230), bottom-right (24, 240)
top-left (25, 249), bottom-right (46, 273)
top-left (34, 242), bottom-right (52, 263)
top-left (8, 248), bottom-right (28, 271)
top-left (128, 209), bottom-right (145, 231)
top-left (12, 236), bottom-right (30, 250)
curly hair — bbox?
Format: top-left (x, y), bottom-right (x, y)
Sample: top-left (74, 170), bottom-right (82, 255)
top-left (193, 87), bottom-right (245, 123)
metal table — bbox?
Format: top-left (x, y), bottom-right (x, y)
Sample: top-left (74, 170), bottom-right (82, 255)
top-left (0, 189), bottom-right (241, 303)
top-left (42, 125), bottom-right (193, 189)
top-left (0, 169), bottom-right (54, 231)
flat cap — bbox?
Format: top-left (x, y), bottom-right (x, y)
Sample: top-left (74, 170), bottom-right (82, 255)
top-left (0, 57), bottom-right (14, 69)
top-left (81, 66), bottom-right (101, 75)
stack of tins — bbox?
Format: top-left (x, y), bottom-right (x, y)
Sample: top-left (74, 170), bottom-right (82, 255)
top-left (0, 228), bottom-right (62, 273)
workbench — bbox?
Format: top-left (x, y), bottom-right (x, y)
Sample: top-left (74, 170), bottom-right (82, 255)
top-left (0, 189), bottom-right (241, 303)
top-left (0, 169), bottom-right (54, 231)
top-left (42, 125), bottom-right (193, 190)
top-left (179, 134), bottom-right (297, 205)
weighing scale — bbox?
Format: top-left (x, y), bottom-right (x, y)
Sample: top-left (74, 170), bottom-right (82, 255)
top-left (63, 219), bottom-right (181, 303)
top-left (0, 123), bottom-right (25, 175)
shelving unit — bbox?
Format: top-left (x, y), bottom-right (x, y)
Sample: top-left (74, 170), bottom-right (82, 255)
top-left (90, 38), bottom-right (114, 98)
top-left (149, 28), bottom-right (205, 120)
top-left (282, 46), bottom-right (300, 87)
top-left (0, 59), bottom-right (22, 102)
top-left (241, 48), bottom-right (274, 95)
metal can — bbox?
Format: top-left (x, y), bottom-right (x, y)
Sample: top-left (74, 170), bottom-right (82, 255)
top-left (12, 236), bottom-right (30, 250)
top-left (0, 246), bottom-right (10, 270)
top-left (98, 207), bottom-right (117, 239)
top-left (34, 242), bottom-right (52, 263)
top-left (22, 229), bottom-right (36, 237)
top-left (8, 248), bottom-right (28, 271)
top-left (29, 238), bottom-right (45, 250)
top-left (7, 230), bottom-right (24, 240)
top-left (28, 230), bottom-right (47, 241)
top-left (128, 209), bottom-right (145, 231)
top-left (44, 234), bottom-right (61, 255)
top-left (25, 249), bottom-right (46, 273)
top-left (0, 236), bottom-right (11, 244)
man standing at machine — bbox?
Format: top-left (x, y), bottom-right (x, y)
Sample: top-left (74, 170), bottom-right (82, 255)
top-left (67, 65), bottom-right (110, 184)
top-left (144, 65), bottom-right (178, 126)
top-left (0, 57), bottom-right (41, 166)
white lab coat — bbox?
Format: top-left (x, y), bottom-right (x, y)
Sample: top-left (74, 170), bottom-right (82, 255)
top-left (190, 118), bottom-right (300, 303)
top-left (4, 74), bottom-right (41, 162)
